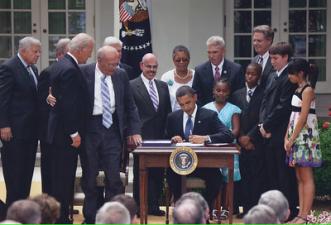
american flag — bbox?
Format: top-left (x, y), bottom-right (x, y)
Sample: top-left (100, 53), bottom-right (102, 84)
top-left (119, 1), bottom-right (134, 22)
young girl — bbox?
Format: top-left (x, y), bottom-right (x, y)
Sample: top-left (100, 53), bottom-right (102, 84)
top-left (285, 58), bottom-right (322, 224)
top-left (203, 79), bottom-right (241, 217)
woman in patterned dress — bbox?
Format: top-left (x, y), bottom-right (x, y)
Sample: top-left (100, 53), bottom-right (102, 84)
top-left (284, 58), bottom-right (322, 224)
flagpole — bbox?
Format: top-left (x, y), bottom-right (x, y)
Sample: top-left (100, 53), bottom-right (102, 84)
top-left (114, 0), bottom-right (120, 38)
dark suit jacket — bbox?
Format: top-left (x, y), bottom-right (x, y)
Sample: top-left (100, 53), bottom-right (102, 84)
top-left (192, 59), bottom-right (244, 106)
top-left (252, 55), bottom-right (274, 89)
top-left (47, 54), bottom-right (89, 144)
top-left (130, 76), bottom-right (171, 139)
top-left (119, 62), bottom-right (137, 80)
top-left (37, 64), bottom-right (55, 141)
top-left (166, 107), bottom-right (234, 143)
top-left (0, 56), bottom-right (38, 140)
top-left (80, 63), bottom-right (141, 140)
top-left (257, 68), bottom-right (297, 145)
top-left (231, 85), bottom-right (264, 141)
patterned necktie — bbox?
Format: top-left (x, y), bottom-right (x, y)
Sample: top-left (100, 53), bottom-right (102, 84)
top-left (184, 116), bottom-right (193, 141)
top-left (101, 76), bottom-right (113, 128)
top-left (149, 80), bottom-right (159, 111)
top-left (215, 66), bottom-right (221, 82)
top-left (26, 65), bottom-right (37, 87)
top-left (257, 56), bottom-right (263, 65)
top-left (247, 89), bottom-right (253, 102)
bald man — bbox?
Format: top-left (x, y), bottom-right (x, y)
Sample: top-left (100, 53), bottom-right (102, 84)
top-left (130, 53), bottom-right (171, 215)
top-left (79, 46), bottom-right (141, 223)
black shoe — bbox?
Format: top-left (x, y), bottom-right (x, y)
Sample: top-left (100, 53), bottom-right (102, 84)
top-left (148, 209), bottom-right (165, 216)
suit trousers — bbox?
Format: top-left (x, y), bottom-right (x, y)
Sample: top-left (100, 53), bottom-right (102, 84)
top-left (263, 139), bottom-right (298, 214)
top-left (40, 141), bottom-right (52, 194)
top-left (239, 143), bottom-right (267, 213)
top-left (80, 115), bottom-right (124, 224)
top-left (167, 168), bottom-right (223, 209)
top-left (49, 135), bottom-right (79, 224)
top-left (1, 138), bottom-right (37, 207)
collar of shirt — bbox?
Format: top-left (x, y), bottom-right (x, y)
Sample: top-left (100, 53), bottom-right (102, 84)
top-left (183, 104), bottom-right (198, 131)
top-left (276, 64), bottom-right (288, 77)
top-left (211, 59), bottom-right (224, 74)
top-left (67, 52), bottom-right (79, 65)
top-left (141, 73), bottom-right (156, 89)
top-left (245, 83), bottom-right (257, 93)
top-left (17, 53), bottom-right (29, 68)
top-left (260, 52), bottom-right (269, 70)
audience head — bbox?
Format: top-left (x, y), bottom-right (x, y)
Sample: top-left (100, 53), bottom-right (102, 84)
top-left (111, 194), bottom-right (138, 224)
top-left (173, 198), bottom-right (205, 224)
top-left (269, 42), bottom-right (293, 71)
top-left (30, 194), bottom-right (60, 224)
top-left (140, 53), bottom-right (158, 80)
top-left (96, 46), bottom-right (120, 76)
top-left (95, 201), bottom-right (130, 224)
top-left (6, 200), bottom-right (41, 224)
top-left (243, 204), bottom-right (280, 224)
top-left (177, 192), bottom-right (209, 223)
top-left (55, 38), bottom-right (70, 60)
top-left (18, 36), bottom-right (41, 65)
top-left (213, 79), bottom-right (231, 104)
top-left (68, 33), bottom-right (94, 64)
top-left (172, 45), bottom-right (191, 73)
top-left (206, 35), bottom-right (225, 66)
top-left (176, 86), bottom-right (197, 116)
top-left (103, 36), bottom-right (123, 58)
top-left (245, 63), bottom-right (262, 88)
top-left (253, 25), bottom-right (274, 55)
top-left (288, 58), bottom-right (319, 89)
top-left (258, 190), bottom-right (290, 223)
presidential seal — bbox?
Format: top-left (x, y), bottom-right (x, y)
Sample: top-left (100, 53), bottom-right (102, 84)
top-left (169, 147), bottom-right (198, 175)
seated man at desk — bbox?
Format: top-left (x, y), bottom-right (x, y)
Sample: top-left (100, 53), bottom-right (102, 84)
top-left (166, 85), bottom-right (234, 209)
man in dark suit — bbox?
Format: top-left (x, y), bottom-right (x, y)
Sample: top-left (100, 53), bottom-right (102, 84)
top-left (231, 63), bottom-right (265, 214)
top-left (103, 36), bottom-right (136, 80)
top-left (47, 33), bottom-right (94, 223)
top-left (130, 53), bottom-right (172, 215)
top-left (37, 38), bottom-right (70, 195)
top-left (79, 46), bottom-right (141, 223)
top-left (254, 42), bottom-right (298, 219)
top-left (252, 25), bottom-right (275, 89)
top-left (0, 37), bottom-right (41, 207)
top-left (192, 35), bottom-right (244, 106)
top-left (166, 85), bottom-right (234, 209)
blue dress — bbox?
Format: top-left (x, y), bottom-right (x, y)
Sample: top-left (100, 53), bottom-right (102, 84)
top-left (203, 102), bottom-right (242, 182)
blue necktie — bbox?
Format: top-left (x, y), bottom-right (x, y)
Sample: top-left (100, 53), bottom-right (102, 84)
top-left (184, 116), bottom-right (193, 141)
top-left (101, 76), bottom-right (112, 128)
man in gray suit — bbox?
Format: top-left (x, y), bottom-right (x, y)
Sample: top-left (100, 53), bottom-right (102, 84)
top-left (252, 25), bottom-right (275, 89)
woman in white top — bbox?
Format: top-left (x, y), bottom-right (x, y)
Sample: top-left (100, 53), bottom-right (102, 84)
top-left (161, 45), bottom-right (195, 111)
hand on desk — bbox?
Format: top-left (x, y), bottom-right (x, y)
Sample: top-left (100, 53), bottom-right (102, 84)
top-left (127, 134), bottom-right (142, 148)
top-left (171, 135), bottom-right (183, 144)
top-left (189, 135), bottom-right (208, 144)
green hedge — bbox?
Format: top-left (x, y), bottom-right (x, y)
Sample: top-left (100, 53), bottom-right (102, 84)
top-left (315, 121), bottom-right (331, 196)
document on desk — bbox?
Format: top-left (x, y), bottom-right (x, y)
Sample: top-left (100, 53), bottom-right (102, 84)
top-left (142, 140), bottom-right (172, 146)
top-left (175, 142), bottom-right (204, 147)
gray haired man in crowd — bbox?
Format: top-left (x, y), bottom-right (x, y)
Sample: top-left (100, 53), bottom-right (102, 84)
top-left (95, 202), bottom-right (130, 224)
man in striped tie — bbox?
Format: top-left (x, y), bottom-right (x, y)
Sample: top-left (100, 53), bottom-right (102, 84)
top-left (78, 46), bottom-right (142, 224)
top-left (130, 53), bottom-right (172, 216)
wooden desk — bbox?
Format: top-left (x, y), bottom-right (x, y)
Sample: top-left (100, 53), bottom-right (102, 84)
top-left (133, 145), bottom-right (239, 224)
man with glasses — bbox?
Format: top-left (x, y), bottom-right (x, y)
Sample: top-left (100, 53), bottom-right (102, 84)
top-left (130, 53), bottom-right (172, 216)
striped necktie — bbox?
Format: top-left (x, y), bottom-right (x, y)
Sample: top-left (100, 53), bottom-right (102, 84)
top-left (184, 116), bottom-right (193, 141)
top-left (149, 80), bottom-right (159, 111)
top-left (257, 56), bottom-right (263, 65)
top-left (215, 66), bottom-right (221, 82)
top-left (101, 76), bottom-right (112, 128)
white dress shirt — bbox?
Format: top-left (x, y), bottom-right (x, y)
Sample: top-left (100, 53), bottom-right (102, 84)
top-left (140, 73), bottom-right (160, 102)
top-left (93, 64), bottom-right (116, 115)
top-left (245, 84), bottom-right (257, 102)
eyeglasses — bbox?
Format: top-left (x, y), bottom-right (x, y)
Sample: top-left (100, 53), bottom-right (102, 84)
top-left (174, 58), bottom-right (189, 63)
top-left (143, 64), bottom-right (158, 70)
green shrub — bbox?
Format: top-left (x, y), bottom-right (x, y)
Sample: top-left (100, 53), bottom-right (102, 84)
top-left (314, 121), bottom-right (331, 196)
